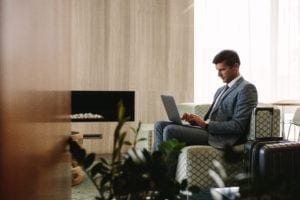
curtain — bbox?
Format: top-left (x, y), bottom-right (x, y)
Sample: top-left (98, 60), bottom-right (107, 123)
top-left (194, 0), bottom-right (300, 104)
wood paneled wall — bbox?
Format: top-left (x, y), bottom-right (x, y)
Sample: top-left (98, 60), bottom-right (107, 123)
top-left (71, 0), bottom-right (194, 153)
top-left (0, 1), bottom-right (71, 199)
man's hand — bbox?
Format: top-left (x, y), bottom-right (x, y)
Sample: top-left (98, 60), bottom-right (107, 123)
top-left (181, 113), bottom-right (207, 128)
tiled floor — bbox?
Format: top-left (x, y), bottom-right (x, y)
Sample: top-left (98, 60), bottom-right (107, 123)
top-left (72, 155), bottom-right (110, 200)
top-left (72, 174), bottom-right (98, 200)
top-left (71, 173), bottom-right (213, 200)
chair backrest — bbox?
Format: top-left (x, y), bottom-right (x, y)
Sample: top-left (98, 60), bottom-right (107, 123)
top-left (248, 107), bottom-right (280, 139)
top-left (194, 104), bottom-right (211, 118)
top-left (292, 108), bottom-right (300, 125)
top-left (191, 104), bottom-right (280, 140)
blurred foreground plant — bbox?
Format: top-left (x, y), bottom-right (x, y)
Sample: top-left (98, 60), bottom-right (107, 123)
top-left (69, 101), bottom-right (190, 200)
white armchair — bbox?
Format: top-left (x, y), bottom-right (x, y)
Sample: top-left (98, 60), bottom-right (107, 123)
top-left (176, 103), bottom-right (280, 189)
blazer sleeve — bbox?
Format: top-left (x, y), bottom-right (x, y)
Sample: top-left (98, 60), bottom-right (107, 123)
top-left (207, 83), bottom-right (258, 135)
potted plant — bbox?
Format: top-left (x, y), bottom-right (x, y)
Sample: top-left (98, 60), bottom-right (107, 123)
top-left (69, 101), bottom-right (191, 200)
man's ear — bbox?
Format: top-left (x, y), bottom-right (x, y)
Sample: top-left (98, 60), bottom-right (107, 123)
top-left (233, 63), bottom-right (239, 68)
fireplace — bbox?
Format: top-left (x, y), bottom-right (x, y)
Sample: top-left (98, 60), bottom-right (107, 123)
top-left (71, 91), bottom-right (135, 122)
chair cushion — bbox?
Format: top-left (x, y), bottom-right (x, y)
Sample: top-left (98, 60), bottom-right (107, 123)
top-left (176, 145), bottom-right (242, 189)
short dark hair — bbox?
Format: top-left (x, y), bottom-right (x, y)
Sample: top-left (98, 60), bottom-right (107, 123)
top-left (212, 50), bottom-right (240, 67)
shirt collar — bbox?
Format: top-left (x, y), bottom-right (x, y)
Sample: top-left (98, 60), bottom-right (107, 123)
top-left (227, 75), bottom-right (241, 88)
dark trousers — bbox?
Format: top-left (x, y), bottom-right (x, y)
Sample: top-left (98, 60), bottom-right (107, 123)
top-left (153, 121), bottom-right (209, 151)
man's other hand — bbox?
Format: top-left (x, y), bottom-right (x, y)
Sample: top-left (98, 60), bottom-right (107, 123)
top-left (181, 113), bottom-right (207, 128)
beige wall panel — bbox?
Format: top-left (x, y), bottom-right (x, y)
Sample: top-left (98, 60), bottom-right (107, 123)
top-left (0, 0), bottom-right (71, 199)
top-left (72, 0), bottom-right (132, 90)
top-left (71, 0), bottom-right (193, 154)
top-left (71, 0), bottom-right (107, 89)
top-left (128, 0), bottom-right (169, 91)
top-left (72, 122), bottom-right (135, 153)
top-left (72, 122), bottom-right (117, 153)
top-left (167, 0), bottom-right (194, 92)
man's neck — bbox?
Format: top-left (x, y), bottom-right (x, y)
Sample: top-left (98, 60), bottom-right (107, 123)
top-left (227, 75), bottom-right (241, 87)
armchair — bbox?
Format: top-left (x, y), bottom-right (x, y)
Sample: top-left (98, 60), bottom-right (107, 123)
top-left (176, 103), bottom-right (280, 189)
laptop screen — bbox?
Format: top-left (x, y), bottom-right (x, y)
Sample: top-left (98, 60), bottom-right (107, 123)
top-left (161, 95), bottom-right (183, 125)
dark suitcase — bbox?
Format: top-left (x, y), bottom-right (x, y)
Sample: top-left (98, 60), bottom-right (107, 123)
top-left (244, 107), bottom-right (286, 177)
top-left (259, 142), bottom-right (300, 178)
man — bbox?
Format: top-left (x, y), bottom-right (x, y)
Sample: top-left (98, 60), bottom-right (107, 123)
top-left (154, 50), bottom-right (258, 151)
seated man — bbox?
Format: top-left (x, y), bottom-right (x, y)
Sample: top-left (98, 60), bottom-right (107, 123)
top-left (154, 50), bottom-right (258, 151)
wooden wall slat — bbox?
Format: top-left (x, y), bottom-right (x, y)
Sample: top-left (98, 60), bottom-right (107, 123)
top-left (71, 0), bottom-right (194, 154)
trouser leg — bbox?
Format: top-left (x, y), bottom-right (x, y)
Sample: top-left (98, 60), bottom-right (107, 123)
top-left (163, 124), bottom-right (209, 146)
top-left (153, 121), bottom-right (209, 151)
top-left (153, 121), bottom-right (173, 151)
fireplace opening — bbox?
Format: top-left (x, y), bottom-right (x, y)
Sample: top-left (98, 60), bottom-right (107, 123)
top-left (71, 91), bottom-right (135, 122)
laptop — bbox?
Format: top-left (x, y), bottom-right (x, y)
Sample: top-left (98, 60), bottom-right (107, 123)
top-left (160, 95), bottom-right (200, 127)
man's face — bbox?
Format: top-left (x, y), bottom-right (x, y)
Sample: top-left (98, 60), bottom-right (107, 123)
top-left (216, 62), bottom-right (239, 83)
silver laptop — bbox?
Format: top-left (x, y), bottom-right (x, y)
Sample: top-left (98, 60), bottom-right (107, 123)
top-left (161, 95), bottom-right (199, 127)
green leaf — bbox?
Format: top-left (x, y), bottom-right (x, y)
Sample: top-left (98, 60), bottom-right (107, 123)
top-left (119, 131), bottom-right (127, 144)
top-left (83, 153), bottom-right (95, 169)
top-left (100, 174), bottom-right (111, 187)
top-left (112, 120), bottom-right (126, 161)
top-left (117, 101), bottom-right (125, 121)
top-left (188, 185), bottom-right (200, 193)
top-left (142, 149), bottom-right (151, 162)
top-left (136, 121), bottom-right (141, 133)
top-left (99, 158), bottom-right (109, 166)
top-left (113, 131), bottom-right (127, 157)
top-left (91, 162), bottom-right (109, 177)
top-left (123, 141), bottom-right (132, 146)
top-left (130, 127), bottom-right (137, 135)
top-left (159, 139), bottom-right (185, 156)
top-left (180, 179), bottom-right (188, 190)
top-left (137, 138), bottom-right (147, 142)
top-left (110, 160), bottom-right (121, 168)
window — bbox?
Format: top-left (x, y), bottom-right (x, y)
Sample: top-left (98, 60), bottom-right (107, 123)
top-left (195, 0), bottom-right (300, 103)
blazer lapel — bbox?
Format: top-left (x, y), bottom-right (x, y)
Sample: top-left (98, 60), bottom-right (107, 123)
top-left (210, 77), bottom-right (244, 115)
top-left (204, 88), bottom-right (223, 120)
top-left (211, 85), bottom-right (230, 114)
